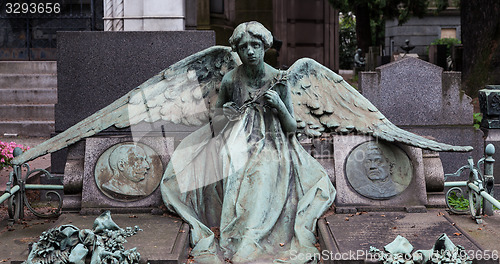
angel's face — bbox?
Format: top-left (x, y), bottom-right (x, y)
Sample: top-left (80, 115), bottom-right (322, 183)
top-left (237, 33), bottom-right (265, 66)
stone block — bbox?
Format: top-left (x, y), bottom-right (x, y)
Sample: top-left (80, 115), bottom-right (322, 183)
top-left (56, 31), bottom-right (215, 133)
top-left (319, 211), bottom-right (483, 263)
top-left (55, 31), bottom-right (214, 173)
top-left (0, 105), bottom-right (54, 121)
top-left (81, 136), bottom-right (173, 211)
top-left (0, 61), bottom-right (57, 74)
top-left (0, 88), bottom-right (57, 104)
top-left (402, 126), bottom-right (484, 179)
top-left (333, 135), bottom-right (427, 211)
top-left (0, 121), bottom-right (54, 137)
top-left (422, 149), bottom-right (445, 192)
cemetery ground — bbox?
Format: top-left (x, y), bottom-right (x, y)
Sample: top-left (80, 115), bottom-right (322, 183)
top-left (1, 136), bottom-right (500, 263)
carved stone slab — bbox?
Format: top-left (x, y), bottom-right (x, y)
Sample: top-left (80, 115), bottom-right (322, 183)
top-left (333, 135), bottom-right (427, 212)
top-left (81, 136), bottom-right (173, 212)
top-left (318, 211), bottom-right (486, 263)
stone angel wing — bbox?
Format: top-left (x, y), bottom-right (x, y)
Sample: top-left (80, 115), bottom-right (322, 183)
top-left (13, 46), bottom-right (241, 164)
top-left (287, 58), bottom-right (472, 152)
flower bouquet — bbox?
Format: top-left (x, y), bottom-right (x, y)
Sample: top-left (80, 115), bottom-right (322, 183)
top-left (0, 141), bottom-right (30, 170)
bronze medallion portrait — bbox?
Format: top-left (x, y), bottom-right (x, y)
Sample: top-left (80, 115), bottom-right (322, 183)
top-left (345, 141), bottom-right (413, 199)
top-left (95, 142), bottom-right (163, 201)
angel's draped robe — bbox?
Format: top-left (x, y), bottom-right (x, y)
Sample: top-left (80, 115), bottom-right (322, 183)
top-left (160, 80), bottom-right (336, 263)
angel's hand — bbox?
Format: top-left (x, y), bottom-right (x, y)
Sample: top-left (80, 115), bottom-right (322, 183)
top-left (223, 102), bottom-right (241, 121)
top-left (264, 90), bottom-right (284, 110)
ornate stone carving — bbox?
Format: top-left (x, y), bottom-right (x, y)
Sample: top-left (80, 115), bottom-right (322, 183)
top-left (94, 142), bottom-right (163, 201)
top-left (346, 141), bottom-right (412, 200)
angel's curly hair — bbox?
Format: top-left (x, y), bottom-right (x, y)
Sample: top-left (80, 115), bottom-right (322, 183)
top-left (229, 21), bottom-right (273, 51)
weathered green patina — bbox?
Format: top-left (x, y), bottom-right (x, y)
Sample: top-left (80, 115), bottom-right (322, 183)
top-left (9, 21), bottom-right (474, 263)
top-left (94, 142), bottom-right (163, 201)
top-left (161, 22), bottom-right (335, 263)
top-left (23, 211), bottom-right (142, 264)
top-left (369, 234), bottom-right (471, 263)
top-left (445, 144), bottom-right (497, 223)
top-left (0, 147), bottom-right (64, 223)
top-left (11, 24), bottom-right (471, 167)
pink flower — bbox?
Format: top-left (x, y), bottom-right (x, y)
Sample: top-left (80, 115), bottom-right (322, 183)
top-left (0, 140), bottom-right (30, 167)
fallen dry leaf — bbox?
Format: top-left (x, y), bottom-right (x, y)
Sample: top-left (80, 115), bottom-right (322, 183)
top-left (344, 217), bottom-right (349, 221)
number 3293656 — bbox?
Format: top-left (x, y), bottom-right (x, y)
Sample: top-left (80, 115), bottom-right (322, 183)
top-left (6, 3), bottom-right (61, 14)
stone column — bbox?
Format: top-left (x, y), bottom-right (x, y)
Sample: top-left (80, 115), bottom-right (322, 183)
top-left (479, 85), bottom-right (500, 215)
top-left (104, 0), bottom-right (186, 31)
top-left (103, 0), bottom-right (124, 31)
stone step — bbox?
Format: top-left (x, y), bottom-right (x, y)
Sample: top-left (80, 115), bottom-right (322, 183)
top-left (0, 74), bottom-right (57, 89)
top-left (0, 88), bottom-right (57, 104)
top-left (0, 120), bottom-right (54, 137)
top-left (0, 61), bottom-right (57, 74)
top-left (0, 104), bottom-right (54, 121)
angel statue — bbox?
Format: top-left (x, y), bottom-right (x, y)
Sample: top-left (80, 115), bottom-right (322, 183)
top-left (12, 21), bottom-right (471, 263)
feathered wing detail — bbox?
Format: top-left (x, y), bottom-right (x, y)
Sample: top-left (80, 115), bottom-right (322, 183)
top-left (13, 46), bottom-right (241, 165)
top-left (287, 58), bottom-right (472, 152)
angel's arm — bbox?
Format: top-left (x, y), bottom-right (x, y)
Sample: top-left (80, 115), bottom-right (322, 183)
top-left (211, 77), bottom-right (232, 134)
top-left (265, 84), bottom-right (297, 133)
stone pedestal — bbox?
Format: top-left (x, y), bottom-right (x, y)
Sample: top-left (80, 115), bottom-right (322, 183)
top-left (479, 87), bottom-right (500, 202)
top-left (484, 130), bottom-right (500, 187)
top-left (63, 136), bottom-right (174, 214)
top-left (333, 135), bottom-right (427, 213)
top-left (82, 136), bottom-right (172, 213)
top-left (423, 149), bottom-right (446, 208)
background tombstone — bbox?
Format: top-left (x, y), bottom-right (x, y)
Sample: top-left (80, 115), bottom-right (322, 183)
top-left (56, 31), bottom-right (215, 212)
top-left (359, 57), bottom-right (483, 190)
